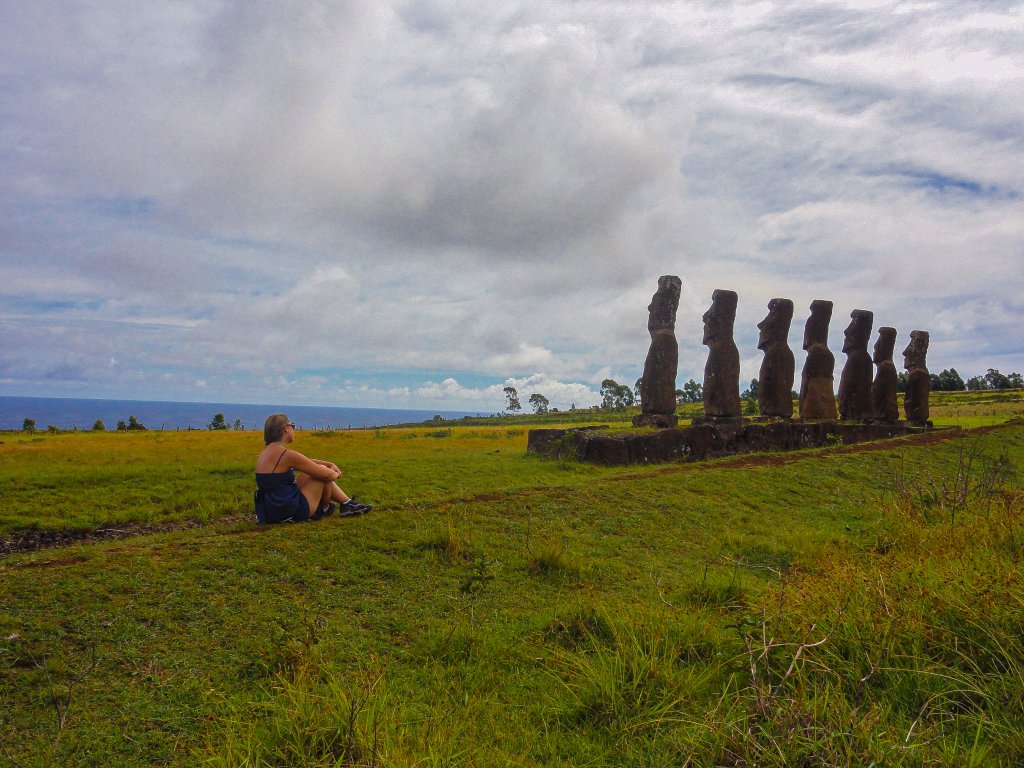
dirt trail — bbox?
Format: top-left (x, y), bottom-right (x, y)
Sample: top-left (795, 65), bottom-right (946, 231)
top-left (0, 423), bottom-right (1010, 559)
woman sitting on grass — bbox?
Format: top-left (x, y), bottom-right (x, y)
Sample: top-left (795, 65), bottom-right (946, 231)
top-left (255, 413), bottom-right (372, 523)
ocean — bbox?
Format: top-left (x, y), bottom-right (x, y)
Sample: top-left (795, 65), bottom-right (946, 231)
top-left (0, 396), bottom-right (482, 432)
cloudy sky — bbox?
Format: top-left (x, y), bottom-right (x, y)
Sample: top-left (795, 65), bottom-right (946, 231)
top-left (2, 1), bottom-right (1022, 411)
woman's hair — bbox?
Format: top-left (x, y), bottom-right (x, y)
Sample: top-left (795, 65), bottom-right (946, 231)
top-left (264, 413), bottom-right (289, 445)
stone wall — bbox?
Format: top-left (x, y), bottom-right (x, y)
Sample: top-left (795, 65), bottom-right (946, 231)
top-left (527, 421), bottom-right (935, 466)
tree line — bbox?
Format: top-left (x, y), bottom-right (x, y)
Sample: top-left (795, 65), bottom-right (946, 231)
top-left (503, 367), bottom-right (1023, 415)
top-left (19, 413), bottom-right (245, 433)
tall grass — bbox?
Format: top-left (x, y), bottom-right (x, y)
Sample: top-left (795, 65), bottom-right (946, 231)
top-left (1, 424), bottom-right (1022, 766)
top-left (206, 666), bottom-right (389, 768)
top-left (534, 435), bottom-right (1024, 766)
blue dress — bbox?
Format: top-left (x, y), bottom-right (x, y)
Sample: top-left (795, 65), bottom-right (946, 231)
top-left (254, 450), bottom-right (311, 523)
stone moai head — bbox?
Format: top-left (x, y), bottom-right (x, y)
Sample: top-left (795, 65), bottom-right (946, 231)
top-left (647, 275), bottom-right (682, 333)
top-left (702, 289), bottom-right (738, 346)
top-left (873, 327), bottom-right (897, 364)
top-left (842, 310), bottom-right (874, 353)
top-left (903, 330), bottom-right (929, 370)
top-left (757, 298), bottom-right (794, 350)
top-left (802, 300), bottom-right (833, 350)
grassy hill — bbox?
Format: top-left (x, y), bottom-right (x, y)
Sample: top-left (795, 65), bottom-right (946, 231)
top-left (1, 409), bottom-right (1022, 766)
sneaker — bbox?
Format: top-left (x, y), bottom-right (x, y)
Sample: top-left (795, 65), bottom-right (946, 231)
top-left (310, 502), bottom-right (337, 521)
top-left (350, 497), bottom-right (374, 513)
top-left (339, 499), bottom-right (372, 516)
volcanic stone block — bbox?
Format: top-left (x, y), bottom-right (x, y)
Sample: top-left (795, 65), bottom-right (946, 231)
top-left (838, 309), bottom-right (874, 420)
top-left (701, 289), bottom-right (742, 418)
top-left (757, 298), bottom-right (795, 418)
top-left (871, 327), bottom-right (900, 422)
top-left (634, 275), bottom-right (682, 429)
top-left (799, 300), bottom-right (838, 420)
top-left (903, 330), bottom-right (931, 423)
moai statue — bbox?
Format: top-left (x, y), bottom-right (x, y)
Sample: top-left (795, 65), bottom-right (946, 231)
top-left (837, 309), bottom-right (874, 420)
top-left (702, 289), bottom-right (742, 419)
top-left (903, 330), bottom-right (931, 423)
top-left (633, 275), bottom-right (682, 429)
top-left (799, 300), bottom-right (838, 420)
top-left (756, 298), bottom-right (795, 418)
top-left (871, 327), bottom-right (899, 422)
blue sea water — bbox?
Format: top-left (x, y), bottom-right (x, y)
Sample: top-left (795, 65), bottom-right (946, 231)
top-left (0, 396), bottom-right (481, 432)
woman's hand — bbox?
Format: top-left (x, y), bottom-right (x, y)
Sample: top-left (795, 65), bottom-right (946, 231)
top-left (290, 453), bottom-right (341, 482)
top-left (313, 459), bottom-right (341, 476)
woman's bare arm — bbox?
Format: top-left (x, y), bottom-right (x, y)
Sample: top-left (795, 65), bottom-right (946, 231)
top-left (311, 459), bottom-right (340, 472)
top-left (285, 450), bottom-right (340, 481)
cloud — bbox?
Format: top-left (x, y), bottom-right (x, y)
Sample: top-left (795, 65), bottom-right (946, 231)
top-left (1, 1), bottom-right (1021, 405)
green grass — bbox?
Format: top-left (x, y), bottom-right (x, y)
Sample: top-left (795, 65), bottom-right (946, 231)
top-left (929, 388), bottom-right (1024, 427)
top-left (0, 427), bottom-right (654, 536)
top-left (1, 415), bottom-right (1023, 766)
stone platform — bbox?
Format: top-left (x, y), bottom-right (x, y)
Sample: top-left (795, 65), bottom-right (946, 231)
top-left (527, 420), bottom-right (936, 466)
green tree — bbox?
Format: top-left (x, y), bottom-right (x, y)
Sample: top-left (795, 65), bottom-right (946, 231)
top-left (1008, 372), bottom-right (1023, 388)
top-left (117, 419), bottom-right (128, 431)
top-left (528, 393), bottom-right (549, 415)
top-left (232, 418), bottom-right (243, 430)
top-left (127, 415), bottom-right (146, 430)
top-left (92, 419), bottom-right (106, 431)
top-left (679, 378), bottom-right (703, 404)
top-left (621, 383), bottom-right (635, 408)
top-left (47, 424), bottom-right (61, 434)
top-left (741, 378), bottom-right (759, 399)
top-left (937, 368), bottom-right (965, 391)
top-left (208, 413), bottom-right (228, 430)
top-left (985, 368), bottom-right (1012, 390)
top-left (600, 379), bottom-right (634, 411)
top-left (965, 375), bottom-right (984, 391)
top-left (22, 418), bottom-right (36, 433)
top-left (503, 386), bottom-right (521, 414)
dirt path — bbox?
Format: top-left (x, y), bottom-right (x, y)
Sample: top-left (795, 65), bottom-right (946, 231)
top-left (0, 423), bottom-right (1010, 558)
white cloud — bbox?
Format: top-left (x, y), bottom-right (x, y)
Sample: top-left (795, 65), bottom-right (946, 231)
top-left (1, 0), bottom-right (1021, 406)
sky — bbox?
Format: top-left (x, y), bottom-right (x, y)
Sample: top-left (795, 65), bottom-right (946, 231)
top-left (1, 1), bottom-right (1022, 412)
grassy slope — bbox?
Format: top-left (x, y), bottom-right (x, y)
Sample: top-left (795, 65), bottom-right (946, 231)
top-left (5, 386), bottom-right (1021, 537)
top-left (0, 427), bottom-right (645, 535)
top-left (1, 419), bottom-right (1022, 766)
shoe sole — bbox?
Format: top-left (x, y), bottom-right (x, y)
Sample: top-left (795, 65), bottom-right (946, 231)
top-left (339, 505), bottom-right (372, 517)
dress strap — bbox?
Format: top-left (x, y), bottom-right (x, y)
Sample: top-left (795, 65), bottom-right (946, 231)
top-left (271, 448), bottom-right (289, 472)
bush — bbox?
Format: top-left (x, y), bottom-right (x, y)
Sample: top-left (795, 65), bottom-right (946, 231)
top-left (92, 419), bottom-right (106, 431)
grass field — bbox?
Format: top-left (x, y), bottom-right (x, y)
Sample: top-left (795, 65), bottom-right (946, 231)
top-left (1, 401), bottom-right (1023, 766)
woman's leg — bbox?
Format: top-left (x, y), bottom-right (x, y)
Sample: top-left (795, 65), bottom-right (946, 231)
top-left (326, 481), bottom-right (351, 504)
top-left (296, 475), bottom-right (329, 515)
